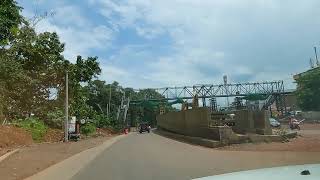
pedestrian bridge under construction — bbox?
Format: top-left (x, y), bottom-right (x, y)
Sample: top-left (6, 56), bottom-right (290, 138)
top-left (131, 80), bottom-right (293, 114)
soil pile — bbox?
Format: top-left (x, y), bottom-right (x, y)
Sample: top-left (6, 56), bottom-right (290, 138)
top-left (96, 128), bottom-right (116, 136)
top-left (0, 125), bottom-right (33, 148)
top-left (43, 129), bottom-right (64, 142)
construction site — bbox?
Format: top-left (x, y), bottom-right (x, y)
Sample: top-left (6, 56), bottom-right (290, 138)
top-left (1, 75), bottom-right (320, 180)
top-left (2, 1), bottom-right (320, 179)
top-left (122, 80), bottom-right (289, 144)
top-left (1, 63), bottom-right (320, 180)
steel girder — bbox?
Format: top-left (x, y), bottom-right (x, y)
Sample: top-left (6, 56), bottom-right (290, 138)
top-left (133, 81), bottom-right (285, 101)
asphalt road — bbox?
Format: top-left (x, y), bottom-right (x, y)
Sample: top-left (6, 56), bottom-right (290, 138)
top-left (71, 131), bottom-right (320, 180)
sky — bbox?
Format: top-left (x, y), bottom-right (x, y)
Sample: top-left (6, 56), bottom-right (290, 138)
top-left (17, 0), bottom-right (320, 89)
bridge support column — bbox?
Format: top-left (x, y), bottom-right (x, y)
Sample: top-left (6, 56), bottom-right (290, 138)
top-left (275, 95), bottom-right (286, 116)
top-left (202, 97), bottom-right (206, 107)
top-left (210, 97), bottom-right (217, 111)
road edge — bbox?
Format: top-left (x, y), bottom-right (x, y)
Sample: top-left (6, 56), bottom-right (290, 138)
top-left (24, 134), bottom-right (126, 180)
top-left (154, 129), bottom-right (221, 148)
top-left (0, 149), bottom-right (20, 163)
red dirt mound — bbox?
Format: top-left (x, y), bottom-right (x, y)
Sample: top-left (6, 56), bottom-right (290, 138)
top-left (0, 125), bottom-right (33, 149)
top-left (43, 129), bottom-right (64, 142)
top-left (96, 128), bottom-right (116, 136)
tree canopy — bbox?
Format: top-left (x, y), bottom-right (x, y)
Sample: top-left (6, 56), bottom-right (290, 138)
top-left (0, 0), bottom-right (23, 45)
top-left (0, 2), bottom-right (102, 122)
top-left (296, 67), bottom-right (320, 111)
top-left (0, 1), bottom-right (171, 130)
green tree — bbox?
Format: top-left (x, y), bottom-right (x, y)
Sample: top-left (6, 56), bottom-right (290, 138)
top-left (0, 0), bottom-right (106, 127)
top-left (86, 80), bottom-right (126, 116)
top-left (68, 55), bottom-right (101, 119)
top-left (0, 0), bottom-right (23, 45)
top-left (5, 23), bottom-right (68, 117)
top-left (0, 54), bottom-right (31, 117)
top-left (84, 80), bottom-right (124, 128)
top-left (86, 80), bottom-right (109, 114)
top-left (296, 68), bottom-right (320, 111)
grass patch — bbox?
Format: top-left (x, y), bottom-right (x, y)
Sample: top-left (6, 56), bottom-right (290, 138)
top-left (14, 117), bottom-right (48, 142)
top-left (80, 123), bottom-right (96, 136)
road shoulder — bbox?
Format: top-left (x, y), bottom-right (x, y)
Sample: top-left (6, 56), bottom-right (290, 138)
top-left (25, 134), bottom-right (126, 180)
top-left (0, 135), bottom-right (124, 180)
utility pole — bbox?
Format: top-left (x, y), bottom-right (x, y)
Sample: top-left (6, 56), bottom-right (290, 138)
top-left (108, 84), bottom-right (111, 118)
top-left (106, 104), bottom-right (109, 117)
top-left (314, 47), bottom-right (319, 66)
top-left (223, 75), bottom-right (229, 107)
top-left (64, 71), bottom-right (69, 142)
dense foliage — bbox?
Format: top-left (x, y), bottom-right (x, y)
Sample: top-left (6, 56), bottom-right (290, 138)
top-left (80, 123), bottom-right (96, 136)
top-left (0, 0), bottom-right (23, 45)
top-left (0, 1), bottom-right (100, 124)
top-left (14, 117), bottom-right (48, 142)
top-left (296, 67), bottom-right (320, 111)
top-left (0, 1), bottom-right (169, 132)
top-left (46, 108), bottom-right (64, 129)
top-left (84, 80), bottom-right (167, 128)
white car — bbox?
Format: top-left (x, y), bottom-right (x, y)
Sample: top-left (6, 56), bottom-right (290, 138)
top-left (269, 118), bottom-right (281, 127)
top-left (194, 164), bottom-right (320, 180)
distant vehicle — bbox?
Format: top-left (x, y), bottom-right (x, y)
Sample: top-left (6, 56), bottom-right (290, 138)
top-left (139, 122), bottom-right (151, 133)
top-left (269, 118), bottom-right (281, 128)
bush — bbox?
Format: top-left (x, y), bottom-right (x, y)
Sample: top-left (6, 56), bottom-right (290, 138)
top-left (80, 123), bottom-right (96, 136)
top-left (46, 108), bottom-right (64, 128)
top-left (14, 117), bottom-right (48, 142)
top-left (94, 114), bottom-right (111, 128)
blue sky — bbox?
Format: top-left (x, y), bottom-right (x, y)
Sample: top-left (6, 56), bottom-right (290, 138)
top-left (17, 0), bottom-right (320, 89)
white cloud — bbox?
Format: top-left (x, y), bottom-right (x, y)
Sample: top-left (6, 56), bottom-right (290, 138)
top-left (101, 65), bottom-right (127, 78)
top-left (144, 49), bottom-right (226, 85)
top-left (22, 4), bottom-right (114, 62)
top-left (135, 26), bottom-right (164, 39)
top-left (91, 0), bottom-right (320, 88)
top-left (100, 62), bottom-right (163, 88)
top-left (52, 5), bottom-right (90, 27)
top-left (35, 20), bottom-right (113, 61)
top-left (19, 0), bottom-right (320, 89)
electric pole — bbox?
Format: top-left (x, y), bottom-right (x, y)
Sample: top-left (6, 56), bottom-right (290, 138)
top-left (64, 71), bottom-right (69, 142)
top-left (314, 47), bottom-right (319, 66)
top-left (108, 84), bottom-right (111, 118)
top-left (223, 75), bottom-right (229, 107)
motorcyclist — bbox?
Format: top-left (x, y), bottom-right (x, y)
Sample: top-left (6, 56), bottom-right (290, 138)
top-left (289, 116), bottom-right (300, 130)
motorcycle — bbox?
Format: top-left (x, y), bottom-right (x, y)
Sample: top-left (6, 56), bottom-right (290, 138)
top-left (289, 119), bottom-right (305, 130)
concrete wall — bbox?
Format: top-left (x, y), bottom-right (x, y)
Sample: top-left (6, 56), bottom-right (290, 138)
top-left (184, 108), bottom-right (210, 136)
top-left (157, 107), bottom-right (221, 140)
top-left (301, 111), bottom-right (320, 121)
top-left (234, 110), bottom-right (254, 133)
top-left (157, 108), bottom-right (272, 142)
top-left (253, 111), bottom-right (272, 135)
top-left (157, 110), bottom-right (186, 135)
top-left (234, 110), bottom-right (271, 135)
top-left (285, 94), bottom-right (298, 110)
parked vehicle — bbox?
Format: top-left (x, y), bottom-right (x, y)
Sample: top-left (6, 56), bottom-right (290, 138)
top-left (139, 122), bottom-right (151, 133)
top-left (295, 110), bottom-right (302, 115)
top-left (269, 118), bottom-right (281, 128)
